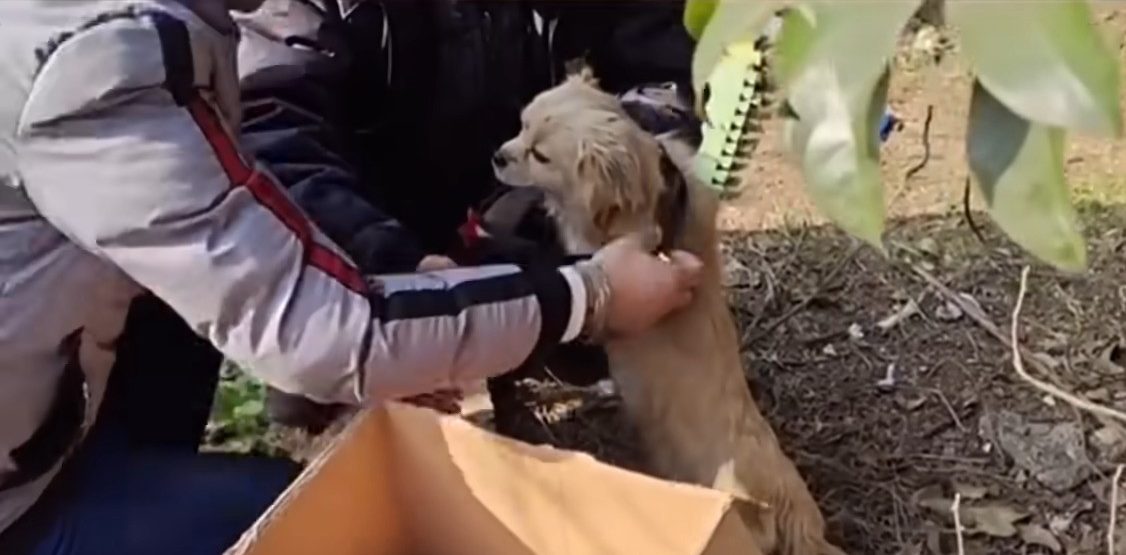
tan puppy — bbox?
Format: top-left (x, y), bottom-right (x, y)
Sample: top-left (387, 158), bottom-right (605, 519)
top-left (494, 73), bottom-right (847, 555)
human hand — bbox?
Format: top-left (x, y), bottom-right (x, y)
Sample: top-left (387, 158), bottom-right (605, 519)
top-left (589, 231), bottom-right (703, 337)
top-left (416, 255), bottom-right (458, 271)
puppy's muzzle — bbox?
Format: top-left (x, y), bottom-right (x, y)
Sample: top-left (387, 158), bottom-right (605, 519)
top-left (492, 149), bottom-right (513, 170)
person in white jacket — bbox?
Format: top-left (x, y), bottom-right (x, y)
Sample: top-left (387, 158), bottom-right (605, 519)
top-left (0, 0), bottom-right (702, 553)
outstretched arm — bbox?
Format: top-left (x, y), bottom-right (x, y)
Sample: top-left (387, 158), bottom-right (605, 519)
top-left (17, 12), bottom-right (576, 405)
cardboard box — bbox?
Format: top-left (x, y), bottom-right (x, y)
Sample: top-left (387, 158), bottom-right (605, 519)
top-left (227, 402), bottom-right (761, 555)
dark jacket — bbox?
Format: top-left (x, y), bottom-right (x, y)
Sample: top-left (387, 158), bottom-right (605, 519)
top-left (235, 0), bottom-right (694, 273)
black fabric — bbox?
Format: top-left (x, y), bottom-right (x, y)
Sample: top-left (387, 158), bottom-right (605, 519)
top-left (543, 1), bottom-right (695, 95)
top-left (239, 3), bottom-right (426, 275)
top-left (655, 146), bottom-right (690, 253)
top-left (1, 342), bottom-right (85, 493)
top-left (239, 0), bottom-right (692, 260)
top-left (97, 294), bottom-right (223, 452)
top-left (151, 11), bottom-right (195, 106)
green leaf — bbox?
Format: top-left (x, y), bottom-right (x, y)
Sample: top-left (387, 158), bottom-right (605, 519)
top-left (770, 5), bottom-right (816, 89)
top-left (691, 0), bottom-right (779, 98)
top-left (777, 0), bottom-right (919, 250)
top-left (684, 0), bottom-right (719, 41)
top-left (233, 399), bottom-right (265, 419)
top-left (967, 81), bottom-right (1087, 272)
top-left (948, 0), bottom-right (1123, 136)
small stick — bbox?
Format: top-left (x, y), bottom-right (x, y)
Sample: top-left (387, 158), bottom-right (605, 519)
top-left (908, 263), bottom-right (1126, 423)
top-left (952, 492), bottom-right (966, 555)
top-left (1110, 464), bottom-right (1124, 555)
top-left (1010, 267), bottom-right (1126, 423)
top-left (903, 104), bottom-right (934, 182)
top-left (962, 177), bottom-right (987, 244)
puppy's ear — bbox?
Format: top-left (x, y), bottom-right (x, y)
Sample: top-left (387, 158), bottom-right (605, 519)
top-left (564, 59), bottom-right (599, 87)
top-left (574, 130), bottom-right (646, 233)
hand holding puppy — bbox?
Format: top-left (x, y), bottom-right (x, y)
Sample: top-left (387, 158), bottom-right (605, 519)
top-left (579, 232), bottom-right (702, 340)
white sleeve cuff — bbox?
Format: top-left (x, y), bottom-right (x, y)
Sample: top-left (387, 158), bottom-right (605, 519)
top-left (557, 266), bottom-right (587, 343)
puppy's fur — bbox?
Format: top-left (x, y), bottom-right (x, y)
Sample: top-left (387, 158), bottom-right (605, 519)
top-left (495, 73), bottom-right (847, 555)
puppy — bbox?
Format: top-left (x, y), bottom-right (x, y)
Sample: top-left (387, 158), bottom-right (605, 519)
top-left (494, 73), bottom-right (847, 555)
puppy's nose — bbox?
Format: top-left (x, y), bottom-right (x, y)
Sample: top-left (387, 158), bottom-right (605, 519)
top-left (492, 150), bottom-right (509, 169)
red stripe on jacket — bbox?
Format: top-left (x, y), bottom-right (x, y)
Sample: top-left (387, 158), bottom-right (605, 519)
top-left (186, 98), bottom-right (368, 295)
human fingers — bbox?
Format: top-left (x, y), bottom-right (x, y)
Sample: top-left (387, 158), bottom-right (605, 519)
top-left (665, 250), bottom-right (704, 287)
top-left (417, 255), bottom-right (458, 271)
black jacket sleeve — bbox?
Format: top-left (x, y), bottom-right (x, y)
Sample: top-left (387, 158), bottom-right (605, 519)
top-left (236, 1), bottom-right (426, 275)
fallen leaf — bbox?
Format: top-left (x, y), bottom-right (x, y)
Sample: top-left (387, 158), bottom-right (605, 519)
top-left (877, 298), bottom-right (921, 331)
top-left (917, 237), bottom-right (940, 256)
top-left (1097, 341), bottom-right (1126, 374)
top-left (848, 322), bottom-right (865, 340)
top-left (822, 344), bottom-right (839, 356)
top-left (925, 525), bottom-right (943, 555)
top-left (898, 395), bottom-right (927, 411)
top-left (963, 504), bottom-right (1030, 538)
top-left (1086, 387), bottom-right (1110, 401)
top-left (912, 484), bottom-right (951, 516)
top-left (1018, 524), bottom-right (1061, 552)
top-left (954, 482), bottom-right (989, 500)
top-left (934, 300), bottom-right (964, 321)
top-left (1091, 425), bottom-right (1126, 461)
top-left (1048, 513), bottom-right (1074, 535)
top-left (876, 363), bottom-right (897, 389)
top-left (899, 542), bottom-right (923, 555)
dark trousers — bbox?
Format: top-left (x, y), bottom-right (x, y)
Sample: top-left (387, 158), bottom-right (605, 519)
top-left (0, 295), bottom-right (300, 555)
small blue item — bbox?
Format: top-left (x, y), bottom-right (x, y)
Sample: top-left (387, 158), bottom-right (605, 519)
top-left (878, 109), bottom-right (900, 144)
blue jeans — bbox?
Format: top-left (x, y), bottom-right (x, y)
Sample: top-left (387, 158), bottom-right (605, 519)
top-left (0, 426), bottom-right (298, 555)
top-left (0, 295), bottom-right (300, 555)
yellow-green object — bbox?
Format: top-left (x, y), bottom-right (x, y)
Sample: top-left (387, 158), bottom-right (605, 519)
top-left (966, 81), bottom-right (1087, 271)
top-left (694, 40), bottom-right (766, 195)
top-left (683, 0), bottom-right (718, 40)
top-left (949, 0), bottom-right (1122, 137)
top-left (775, 1), bottom-right (920, 252)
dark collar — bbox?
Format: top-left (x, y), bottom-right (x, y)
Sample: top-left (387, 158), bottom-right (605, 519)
top-left (655, 144), bottom-right (689, 253)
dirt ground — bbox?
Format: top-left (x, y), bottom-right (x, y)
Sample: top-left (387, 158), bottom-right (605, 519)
top-left (472, 8), bottom-right (1126, 555)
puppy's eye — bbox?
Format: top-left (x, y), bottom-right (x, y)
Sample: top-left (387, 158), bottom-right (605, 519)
top-left (530, 148), bottom-right (550, 164)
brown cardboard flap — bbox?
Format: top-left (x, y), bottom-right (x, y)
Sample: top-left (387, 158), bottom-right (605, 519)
top-left (226, 408), bottom-right (407, 555)
top-left (228, 402), bottom-right (760, 555)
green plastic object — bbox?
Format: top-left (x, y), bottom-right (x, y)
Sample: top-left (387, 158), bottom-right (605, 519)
top-left (694, 40), bottom-right (766, 196)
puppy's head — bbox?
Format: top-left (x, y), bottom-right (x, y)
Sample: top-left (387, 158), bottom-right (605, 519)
top-left (493, 75), bottom-right (666, 252)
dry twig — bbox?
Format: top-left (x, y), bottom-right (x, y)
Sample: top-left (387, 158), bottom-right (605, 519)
top-left (952, 492), bottom-right (966, 555)
top-left (903, 105), bottom-right (934, 183)
top-left (1010, 266), bottom-right (1126, 423)
top-left (1110, 464), bottom-right (1124, 555)
top-left (962, 177), bottom-right (987, 244)
top-left (907, 263), bottom-right (1126, 423)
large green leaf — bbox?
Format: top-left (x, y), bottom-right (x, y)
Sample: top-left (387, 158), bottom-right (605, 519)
top-left (966, 81), bottom-right (1087, 271)
top-left (949, 0), bottom-right (1123, 136)
top-left (691, 0), bottom-right (779, 98)
top-left (777, 0), bottom-right (919, 250)
top-left (684, 0), bottom-right (718, 41)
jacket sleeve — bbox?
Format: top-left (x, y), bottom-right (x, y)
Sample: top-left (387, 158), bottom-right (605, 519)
top-left (236, 4), bottom-right (425, 275)
top-left (15, 13), bottom-right (575, 405)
